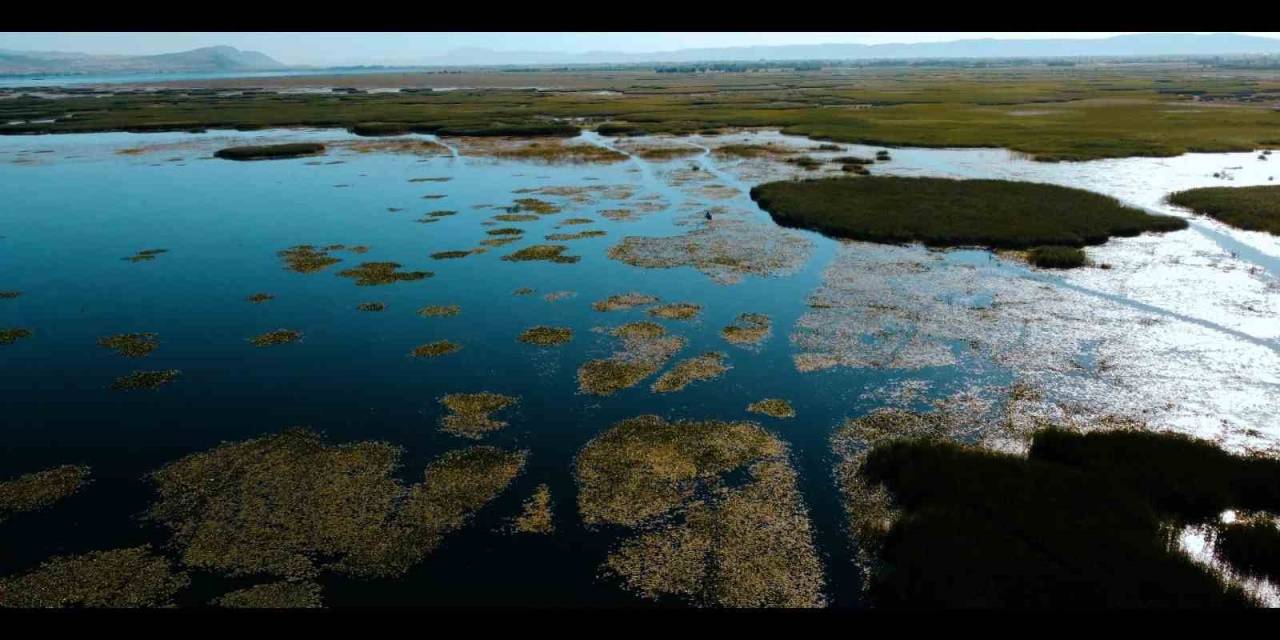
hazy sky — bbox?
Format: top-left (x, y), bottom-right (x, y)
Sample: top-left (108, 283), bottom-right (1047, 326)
top-left (3, 32), bottom-right (1279, 66)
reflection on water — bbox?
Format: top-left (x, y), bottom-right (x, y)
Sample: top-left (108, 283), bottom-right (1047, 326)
top-left (1, 126), bottom-right (1278, 606)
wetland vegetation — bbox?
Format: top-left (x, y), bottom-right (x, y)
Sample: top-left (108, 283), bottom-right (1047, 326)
top-left (751, 177), bottom-right (1189, 249)
top-left (1168, 185), bottom-right (1280, 235)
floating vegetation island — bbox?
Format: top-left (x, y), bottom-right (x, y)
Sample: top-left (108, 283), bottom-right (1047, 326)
top-left (1, 327), bottom-right (32, 345)
top-left (518, 326), bottom-right (573, 346)
top-left (145, 428), bottom-right (526, 579)
top-left (545, 230), bottom-right (607, 241)
top-left (502, 244), bottom-right (581, 264)
top-left (356, 302), bottom-right (386, 312)
top-left (750, 177), bottom-right (1188, 249)
top-left (418, 304), bottom-right (460, 318)
top-left (747, 398), bottom-right (796, 419)
top-left (0, 465), bottom-right (91, 523)
top-left (648, 302), bottom-right (701, 320)
top-left (123, 248), bottom-right (168, 263)
top-left (214, 143), bottom-right (325, 161)
top-left (721, 313), bottom-right (772, 346)
top-left (651, 352), bottom-right (730, 393)
top-left (1168, 185), bottom-right (1280, 235)
top-left (412, 340), bottom-right (461, 358)
top-left (111, 369), bottom-right (181, 391)
top-left (97, 332), bottom-right (158, 357)
top-left (576, 415), bottom-right (825, 607)
top-left (511, 484), bottom-right (555, 534)
top-left (593, 292), bottom-right (659, 312)
top-left (245, 292), bottom-right (274, 304)
top-left (609, 220), bottom-right (810, 284)
top-left (212, 581), bottom-right (323, 609)
top-left (0, 546), bottom-right (189, 608)
top-left (250, 329), bottom-right (302, 347)
top-left (337, 262), bottom-right (431, 286)
top-left (578, 323), bottom-right (686, 396)
top-left (438, 392), bottom-right (519, 439)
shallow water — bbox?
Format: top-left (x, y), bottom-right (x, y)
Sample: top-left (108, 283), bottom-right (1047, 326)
top-left (1, 127), bottom-right (1277, 606)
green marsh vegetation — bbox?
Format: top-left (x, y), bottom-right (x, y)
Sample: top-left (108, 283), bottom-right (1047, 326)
top-left (1213, 516), bottom-right (1280, 581)
top-left (411, 340), bottom-right (461, 358)
top-left (751, 176), bottom-right (1188, 249)
top-left (110, 369), bottom-right (180, 391)
top-left (438, 392), bottom-right (519, 439)
top-left (1168, 185), bottom-right (1280, 235)
top-left (212, 580), bottom-right (323, 609)
top-left (337, 262), bottom-right (431, 286)
top-left (97, 332), bottom-right (158, 357)
top-left (502, 244), bottom-right (581, 264)
top-left (213, 143), bottom-right (325, 161)
top-left (145, 427), bottom-right (526, 579)
top-left (747, 398), bottom-right (796, 419)
top-left (0, 465), bottom-right (90, 523)
top-left (250, 329), bottom-right (302, 347)
top-left (518, 326), bottom-right (573, 346)
top-left (836, 410), bottom-right (1280, 608)
top-left (1026, 245), bottom-right (1087, 269)
top-left (0, 327), bottom-right (33, 345)
top-left (0, 546), bottom-right (189, 608)
top-left (575, 415), bottom-right (825, 607)
top-left (8, 66), bottom-right (1280, 161)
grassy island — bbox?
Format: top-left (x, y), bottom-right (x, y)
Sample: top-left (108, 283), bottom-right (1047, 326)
top-left (1168, 185), bottom-right (1280, 235)
top-left (751, 176), bottom-right (1188, 249)
top-left (214, 143), bottom-right (325, 161)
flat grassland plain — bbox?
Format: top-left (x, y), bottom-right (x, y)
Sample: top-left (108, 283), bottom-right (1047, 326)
top-left (4, 64), bottom-right (1280, 161)
top-left (3, 63), bottom-right (1280, 609)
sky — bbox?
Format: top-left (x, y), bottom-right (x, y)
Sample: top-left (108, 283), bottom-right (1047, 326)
top-left (3, 32), bottom-right (1280, 66)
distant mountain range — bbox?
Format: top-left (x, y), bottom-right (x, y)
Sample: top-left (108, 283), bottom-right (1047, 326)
top-left (0, 46), bottom-right (285, 75)
top-left (421, 33), bottom-right (1280, 66)
top-left (5, 34), bottom-right (1280, 76)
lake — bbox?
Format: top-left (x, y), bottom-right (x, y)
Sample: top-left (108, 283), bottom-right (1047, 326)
top-left (1, 127), bottom-right (1278, 606)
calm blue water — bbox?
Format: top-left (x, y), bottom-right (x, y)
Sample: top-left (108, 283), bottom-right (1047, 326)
top-left (0, 128), bottom-right (1006, 606)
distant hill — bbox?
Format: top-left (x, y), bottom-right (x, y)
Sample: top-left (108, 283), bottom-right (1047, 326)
top-left (420, 33), bottom-right (1280, 67)
top-left (0, 46), bottom-right (286, 75)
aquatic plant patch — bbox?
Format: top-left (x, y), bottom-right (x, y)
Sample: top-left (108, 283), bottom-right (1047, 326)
top-left (97, 332), bottom-right (158, 357)
top-left (0, 465), bottom-right (91, 523)
top-left (518, 326), bottom-right (573, 346)
top-left (110, 369), bottom-right (181, 391)
top-left (212, 580), bottom-right (323, 609)
top-left (577, 323), bottom-right (687, 396)
top-left (545, 230), bottom-right (607, 241)
top-left (146, 428), bottom-right (525, 579)
top-left (502, 244), bottom-right (580, 264)
top-left (721, 313), bottom-right (772, 346)
top-left (418, 304), bottom-right (460, 318)
top-left (250, 329), bottom-right (302, 347)
top-left (356, 302), bottom-right (386, 312)
top-left (0, 328), bottom-right (33, 345)
top-left (0, 546), bottom-right (189, 608)
top-left (123, 248), bottom-right (168, 263)
top-left (245, 293), bottom-right (274, 304)
top-left (412, 340), bottom-right (461, 358)
top-left (593, 292), bottom-right (660, 312)
top-left (438, 392), bottom-right (519, 439)
top-left (648, 302), bottom-right (702, 320)
top-left (651, 352), bottom-right (730, 393)
top-left (747, 398), bottom-right (796, 419)
top-left (511, 484), bottom-right (555, 534)
top-left (337, 262), bottom-right (431, 285)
